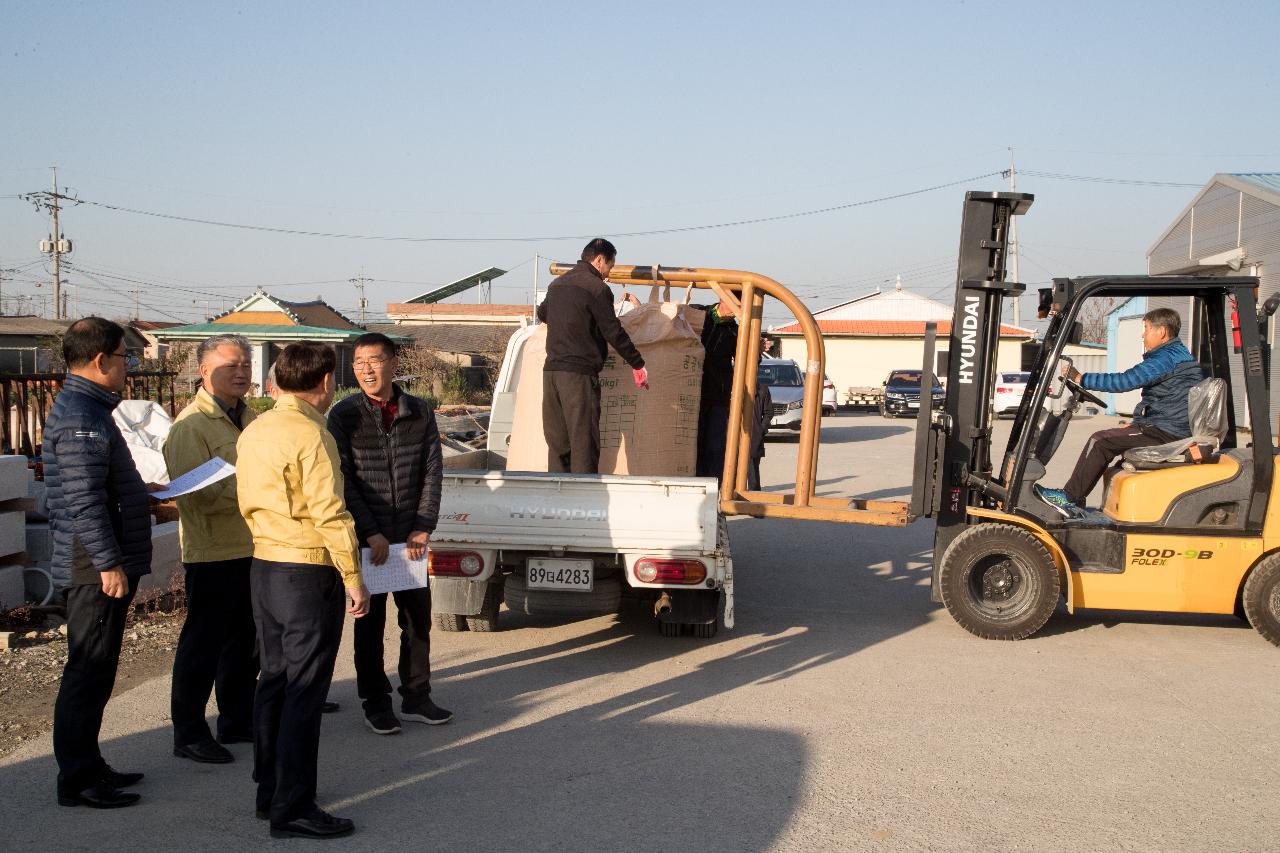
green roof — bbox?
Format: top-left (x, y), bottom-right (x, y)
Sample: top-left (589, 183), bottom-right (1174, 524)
top-left (152, 322), bottom-right (405, 342)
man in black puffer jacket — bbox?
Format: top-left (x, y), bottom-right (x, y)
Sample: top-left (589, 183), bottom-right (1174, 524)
top-left (327, 333), bottom-right (450, 736)
top-left (46, 317), bottom-right (154, 809)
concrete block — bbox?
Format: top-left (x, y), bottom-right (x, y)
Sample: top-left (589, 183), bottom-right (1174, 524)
top-left (0, 564), bottom-right (25, 610)
top-left (0, 456), bottom-right (28, 501)
top-left (26, 477), bottom-right (47, 520)
top-left (137, 521), bottom-right (181, 597)
top-left (0, 511), bottom-right (23, 560)
top-left (24, 522), bottom-right (52, 563)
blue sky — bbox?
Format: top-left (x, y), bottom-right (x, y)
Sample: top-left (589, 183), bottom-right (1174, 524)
top-left (2, 0), bottom-right (1277, 325)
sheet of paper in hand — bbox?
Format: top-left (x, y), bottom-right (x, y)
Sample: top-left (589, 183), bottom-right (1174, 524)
top-left (361, 543), bottom-right (430, 595)
top-left (151, 457), bottom-right (235, 500)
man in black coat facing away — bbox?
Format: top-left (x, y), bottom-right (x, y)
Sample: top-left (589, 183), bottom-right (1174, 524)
top-left (327, 333), bottom-right (451, 736)
top-left (47, 317), bottom-right (154, 808)
top-left (536, 238), bottom-right (649, 473)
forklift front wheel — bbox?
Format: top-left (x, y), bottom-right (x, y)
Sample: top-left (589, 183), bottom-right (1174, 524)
top-left (939, 523), bottom-right (1060, 641)
top-left (1241, 553), bottom-right (1280, 647)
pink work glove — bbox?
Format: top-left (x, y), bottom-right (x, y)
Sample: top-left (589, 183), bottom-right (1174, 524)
top-left (633, 367), bottom-right (649, 390)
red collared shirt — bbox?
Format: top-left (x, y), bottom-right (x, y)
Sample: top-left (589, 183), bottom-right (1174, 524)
top-left (365, 394), bottom-right (398, 431)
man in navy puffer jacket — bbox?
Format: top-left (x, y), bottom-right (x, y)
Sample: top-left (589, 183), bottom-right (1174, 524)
top-left (46, 317), bottom-right (154, 809)
top-left (1036, 308), bottom-right (1203, 516)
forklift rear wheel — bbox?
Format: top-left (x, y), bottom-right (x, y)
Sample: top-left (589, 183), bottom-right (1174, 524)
top-left (1242, 553), bottom-right (1280, 647)
top-left (434, 612), bottom-right (468, 632)
top-left (939, 523), bottom-right (1060, 641)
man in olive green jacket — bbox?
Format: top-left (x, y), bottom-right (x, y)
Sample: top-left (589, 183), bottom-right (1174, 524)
top-left (164, 334), bottom-right (259, 766)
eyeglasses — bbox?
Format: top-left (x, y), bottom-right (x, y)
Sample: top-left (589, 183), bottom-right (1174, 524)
top-left (353, 356), bottom-right (390, 369)
top-left (105, 351), bottom-right (128, 360)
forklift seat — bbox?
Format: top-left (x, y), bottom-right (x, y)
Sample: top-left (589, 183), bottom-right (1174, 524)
top-left (1121, 377), bottom-right (1229, 470)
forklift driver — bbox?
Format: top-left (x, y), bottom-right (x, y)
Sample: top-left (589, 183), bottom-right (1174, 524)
top-left (1034, 308), bottom-right (1203, 518)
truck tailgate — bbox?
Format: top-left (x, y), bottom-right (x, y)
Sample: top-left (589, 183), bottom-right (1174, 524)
top-left (434, 470), bottom-right (719, 554)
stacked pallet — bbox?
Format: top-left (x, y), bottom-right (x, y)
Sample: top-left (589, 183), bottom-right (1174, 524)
top-left (844, 386), bottom-right (885, 408)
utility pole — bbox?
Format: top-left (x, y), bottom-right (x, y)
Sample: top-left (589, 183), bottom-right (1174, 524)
top-left (131, 289), bottom-right (141, 319)
top-left (50, 168), bottom-right (62, 320)
top-left (350, 273), bottom-right (370, 325)
top-left (26, 166), bottom-right (76, 320)
top-left (532, 252), bottom-right (540, 306)
top-left (1007, 147), bottom-right (1022, 327)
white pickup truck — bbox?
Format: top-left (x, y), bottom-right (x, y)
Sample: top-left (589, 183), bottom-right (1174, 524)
top-left (428, 324), bottom-right (734, 638)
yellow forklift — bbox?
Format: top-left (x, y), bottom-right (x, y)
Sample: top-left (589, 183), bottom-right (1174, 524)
top-left (911, 192), bottom-right (1280, 644)
top-left (548, 191), bottom-right (1278, 644)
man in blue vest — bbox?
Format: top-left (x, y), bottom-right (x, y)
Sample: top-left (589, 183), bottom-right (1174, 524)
top-left (1035, 308), bottom-right (1203, 517)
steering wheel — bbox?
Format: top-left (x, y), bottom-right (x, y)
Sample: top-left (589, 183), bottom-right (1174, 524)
top-left (1062, 375), bottom-right (1107, 408)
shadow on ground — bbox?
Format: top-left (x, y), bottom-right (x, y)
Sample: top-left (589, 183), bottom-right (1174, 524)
top-left (0, 513), bottom-right (939, 852)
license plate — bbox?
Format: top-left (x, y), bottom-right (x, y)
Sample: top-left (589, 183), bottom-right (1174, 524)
top-left (908, 402), bottom-right (920, 408)
top-left (527, 558), bottom-right (593, 591)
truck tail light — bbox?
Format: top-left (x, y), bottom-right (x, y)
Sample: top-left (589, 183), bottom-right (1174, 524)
top-left (634, 559), bottom-right (707, 585)
top-left (429, 550), bottom-right (484, 577)
top-left (997, 386), bottom-right (1012, 393)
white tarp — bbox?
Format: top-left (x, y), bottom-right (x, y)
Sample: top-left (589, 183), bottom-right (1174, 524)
top-left (112, 400), bottom-right (173, 485)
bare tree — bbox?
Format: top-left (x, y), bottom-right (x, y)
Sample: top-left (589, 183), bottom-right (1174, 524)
top-left (1077, 296), bottom-right (1117, 345)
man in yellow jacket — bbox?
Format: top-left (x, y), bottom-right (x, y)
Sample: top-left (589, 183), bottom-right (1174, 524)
top-left (164, 334), bottom-right (258, 767)
top-left (237, 341), bottom-right (369, 841)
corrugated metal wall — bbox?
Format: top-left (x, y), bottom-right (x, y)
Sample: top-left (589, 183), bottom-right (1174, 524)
top-left (1146, 180), bottom-right (1280, 428)
top-left (1150, 210), bottom-right (1193, 275)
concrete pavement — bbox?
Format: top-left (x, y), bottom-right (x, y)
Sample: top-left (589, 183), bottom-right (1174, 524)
top-left (1, 410), bottom-right (1276, 851)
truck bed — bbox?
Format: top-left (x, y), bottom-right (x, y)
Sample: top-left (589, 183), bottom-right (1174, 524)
top-left (437, 455), bottom-right (720, 556)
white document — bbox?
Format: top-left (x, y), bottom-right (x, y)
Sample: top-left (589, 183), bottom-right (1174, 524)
top-left (361, 544), bottom-right (430, 595)
top-left (151, 457), bottom-right (236, 500)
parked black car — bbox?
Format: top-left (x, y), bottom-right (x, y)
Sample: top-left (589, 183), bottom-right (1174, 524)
top-left (879, 369), bottom-right (945, 418)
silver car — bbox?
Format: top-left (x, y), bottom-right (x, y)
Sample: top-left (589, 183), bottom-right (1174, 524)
top-left (759, 358), bottom-right (805, 432)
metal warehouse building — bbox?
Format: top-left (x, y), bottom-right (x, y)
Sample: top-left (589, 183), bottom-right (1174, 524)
top-left (1146, 172), bottom-right (1280, 425)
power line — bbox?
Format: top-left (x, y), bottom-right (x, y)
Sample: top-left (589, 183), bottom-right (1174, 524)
top-left (1014, 170), bottom-right (1202, 188)
top-left (57, 172), bottom-right (1005, 243)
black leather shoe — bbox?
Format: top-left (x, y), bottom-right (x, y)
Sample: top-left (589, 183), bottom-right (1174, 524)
top-left (57, 784), bottom-right (141, 809)
top-left (269, 809), bottom-right (355, 839)
top-left (99, 766), bottom-right (144, 788)
top-left (321, 700), bottom-right (340, 714)
top-left (173, 739), bottom-right (234, 764)
top-left (218, 731), bottom-right (254, 745)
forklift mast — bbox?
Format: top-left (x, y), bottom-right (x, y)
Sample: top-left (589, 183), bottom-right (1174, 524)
top-left (911, 191), bottom-right (1033, 600)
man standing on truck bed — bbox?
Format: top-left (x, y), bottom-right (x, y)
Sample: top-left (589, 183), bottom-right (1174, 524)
top-left (537, 238), bottom-right (648, 473)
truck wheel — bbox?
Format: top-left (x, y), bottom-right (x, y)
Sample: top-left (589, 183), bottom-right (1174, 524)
top-left (1242, 553), bottom-right (1280, 647)
top-left (466, 581), bottom-right (503, 633)
top-left (659, 620), bottom-right (682, 638)
top-left (692, 620), bottom-right (718, 639)
top-left (434, 612), bottom-right (468, 632)
top-left (939, 523), bottom-right (1059, 641)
